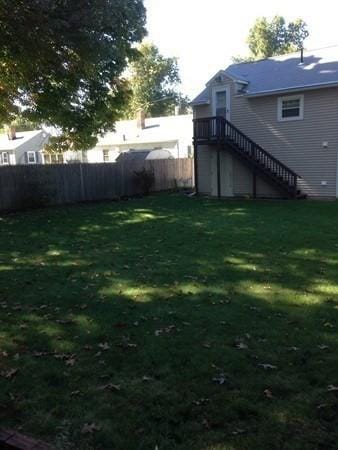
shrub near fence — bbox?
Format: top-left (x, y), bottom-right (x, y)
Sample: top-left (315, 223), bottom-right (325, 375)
top-left (0, 158), bottom-right (194, 212)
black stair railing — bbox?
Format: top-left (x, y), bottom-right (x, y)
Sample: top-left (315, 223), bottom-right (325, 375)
top-left (193, 116), bottom-right (299, 194)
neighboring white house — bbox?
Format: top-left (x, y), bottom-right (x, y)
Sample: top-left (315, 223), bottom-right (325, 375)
top-left (0, 128), bottom-right (50, 166)
top-left (85, 112), bottom-right (193, 163)
top-left (0, 113), bottom-right (193, 166)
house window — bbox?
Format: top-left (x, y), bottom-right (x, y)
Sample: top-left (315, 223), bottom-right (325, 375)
top-left (215, 90), bottom-right (227, 118)
top-left (27, 151), bottom-right (37, 164)
top-left (0, 152), bottom-right (9, 165)
top-left (44, 153), bottom-right (64, 164)
top-left (103, 149), bottom-right (110, 162)
top-left (278, 95), bottom-right (304, 121)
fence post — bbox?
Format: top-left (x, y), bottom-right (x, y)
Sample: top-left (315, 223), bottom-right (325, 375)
top-left (79, 164), bottom-right (85, 201)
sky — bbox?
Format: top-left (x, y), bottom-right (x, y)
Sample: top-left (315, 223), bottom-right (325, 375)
top-left (144, 0), bottom-right (338, 99)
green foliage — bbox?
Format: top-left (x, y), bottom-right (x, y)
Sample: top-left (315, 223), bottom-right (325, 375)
top-left (234, 16), bottom-right (309, 62)
top-left (10, 116), bottom-right (40, 132)
top-left (231, 55), bottom-right (255, 64)
top-left (122, 42), bottom-right (190, 118)
top-left (248, 16), bottom-right (309, 59)
top-left (0, 0), bottom-right (146, 150)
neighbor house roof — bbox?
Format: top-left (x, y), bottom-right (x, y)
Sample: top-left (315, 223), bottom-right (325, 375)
top-left (191, 46), bottom-right (338, 104)
top-left (96, 114), bottom-right (193, 147)
top-left (0, 130), bottom-right (49, 151)
top-left (116, 149), bottom-right (174, 162)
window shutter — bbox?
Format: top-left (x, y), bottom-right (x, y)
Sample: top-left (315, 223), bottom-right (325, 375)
top-left (35, 152), bottom-right (39, 164)
top-left (24, 152), bottom-right (28, 164)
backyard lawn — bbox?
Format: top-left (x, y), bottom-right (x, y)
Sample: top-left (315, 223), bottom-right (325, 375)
top-left (0, 194), bottom-right (338, 449)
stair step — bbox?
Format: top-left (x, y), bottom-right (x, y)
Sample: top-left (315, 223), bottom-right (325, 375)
top-left (221, 124), bottom-right (303, 199)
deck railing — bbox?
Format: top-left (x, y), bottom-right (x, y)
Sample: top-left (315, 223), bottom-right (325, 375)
top-left (193, 116), bottom-right (298, 193)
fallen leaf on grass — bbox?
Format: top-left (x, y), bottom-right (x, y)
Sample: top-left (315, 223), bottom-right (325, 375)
top-left (142, 375), bottom-right (153, 382)
top-left (97, 383), bottom-right (121, 392)
top-left (116, 337), bottom-right (137, 349)
top-left (327, 385), bottom-right (338, 392)
top-left (263, 389), bottom-right (274, 399)
top-left (317, 403), bottom-right (327, 409)
top-left (1, 368), bottom-right (18, 379)
top-left (65, 358), bottom-right (76, 366)
top-left (232, 428), bottom-right (245, 435)
top-left (213, 374), bottom-right (226, 385)
top-left (33, 351), bottom-right (51, 357)
top-left (81, 423), bottom-right (101, 434)
top-left (287, 346), bottom-right (299, 351)
top-left (258, 364), bottom-right (278, 370)
top-left (154, 325), bottom-right (176, 336)
top-left (202, 418), bottom-right (211, 430)
top-left (236, 342), bottom-right (248, 350)
top-left (83, 345), bottom-right (93, 351)
top-left (318, 345), bottom-right (329, 350)
top-left (70, 390), bottom-right (81, 396)
top-left (54, 353), bottom-right (71, 360)
top-left (193, 398), bottom-right (210, 406)
top-left (98, 342), bottom-right (110, 351)
top-left (55, 319), bottom-right (75, 325)
top-left (212, 373), bottom-right (235, 387)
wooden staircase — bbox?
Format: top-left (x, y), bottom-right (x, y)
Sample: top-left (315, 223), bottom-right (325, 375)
top-left (193, 116), bottom-right (305, 199)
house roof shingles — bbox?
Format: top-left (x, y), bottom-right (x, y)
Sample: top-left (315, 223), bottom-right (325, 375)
top-left (192, 46), bottom-right (338, 104)
top-left (97, 114), bottom-right (193, 147)
top-left (0, 130), bottom-right (46, 151)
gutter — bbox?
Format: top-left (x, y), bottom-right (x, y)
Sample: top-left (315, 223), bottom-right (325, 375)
top-left (244, 81), bottom-right (338, 98)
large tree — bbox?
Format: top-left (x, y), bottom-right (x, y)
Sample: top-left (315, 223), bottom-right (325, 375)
top-left (0, 0), bottom-right (146, 150)
top-left (123, 41), bottom-right (189, 118)
top-left (233, 16), bottom-right (309, 62)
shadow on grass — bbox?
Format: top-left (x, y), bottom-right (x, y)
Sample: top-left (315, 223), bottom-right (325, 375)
top-left (0, 194), bottom-right (338, 449)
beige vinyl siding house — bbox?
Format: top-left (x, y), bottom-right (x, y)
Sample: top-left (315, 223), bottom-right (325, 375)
top-left (192, 47), bottom-right (338, 199)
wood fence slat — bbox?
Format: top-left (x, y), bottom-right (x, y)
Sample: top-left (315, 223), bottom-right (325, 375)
top-left (0, 158), bottom-right (194, 212)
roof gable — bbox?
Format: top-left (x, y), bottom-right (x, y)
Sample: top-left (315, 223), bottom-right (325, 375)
top-left (0, 130), bottom-right (48, 151)
top-left (191, 46), bottom-right (338, 104)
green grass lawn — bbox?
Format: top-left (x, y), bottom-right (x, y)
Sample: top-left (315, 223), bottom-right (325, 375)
top-left (0, 194), bottom-right (338, 449)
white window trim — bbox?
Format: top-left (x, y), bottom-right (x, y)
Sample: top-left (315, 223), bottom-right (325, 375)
top-left (212, 85), bottom-right (231, 120)
top-left (1, 152), bottom-right (9, 165)
top-left (103, 149), bottom-right (110, 163)
top-left (27, 151), bottom-right (37, 164)
top-left (277, 94), bottom-right (304, 122)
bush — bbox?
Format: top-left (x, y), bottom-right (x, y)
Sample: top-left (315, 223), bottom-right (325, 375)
top-left (20, 177), bottom-right (56, 209)
top-left (134, 168), bottom-right (155, 196)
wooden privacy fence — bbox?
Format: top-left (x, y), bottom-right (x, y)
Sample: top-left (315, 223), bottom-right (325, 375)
top-left (0, 158), bottom-right (194, 212)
